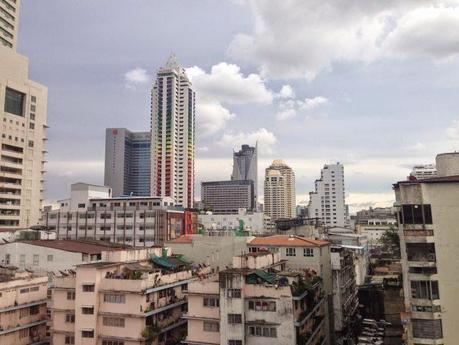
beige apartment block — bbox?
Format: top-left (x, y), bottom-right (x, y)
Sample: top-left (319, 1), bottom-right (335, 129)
top-left (264, 160), bottom-right (296, 220)
top-left (0, 0), bottom-right (47, 229)
top-left (51, 246), bottom-right (210, 345)
top-left (184, 251), bottom-right (329, 345)
top-left (0, 266), bottom-right (48, 345)
top-left (394, 152), bottom-right (459, 344)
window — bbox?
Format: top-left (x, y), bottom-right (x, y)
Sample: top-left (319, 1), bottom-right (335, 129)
top-left (30, 305), bottom-right (39, 315)
top-left (65, 314), bottom-right (75, 323)
top-left (104, 294), bottom-right (125, 304)
top-left (203, 297), bottom-right (219, 307)
top-left (65, 336), bottom-right (75, 344)
top-left (411, 280), bottom-right (440, 300)
top-left (82, 284), bottom-right (95, 292)
top-left (412, 319), bottom-right (443, 339)
top-left (102, 341), bottom-right (124, 345)
top-left (248, 326), bottom-right (277, 338)
top-left (31, 95), bottom-right (37, 103)
top-left (29, 122), bottom-right (34, 129)
top-left (4, 87), bottom-right (25, 116)
top-left (203, 321), bottom-right (219, 332)
top-left (20, 288), bottom-right (30, 294)
top-left (228, 313), bottom-right (242, 324)
top-left (82, 330), bottom-right (94, 338)
top-left (82, 307), bottom-right (94, 315)
top-left (228, 341), bottom-right (242, 345)
top-left (304, 248), bottom-right (314, 257)
top-left (248, 300), bottom-right (276, 312)
top-left (47, 255), bottom-right (53, 262)
top-left (227, 289), bottom-right (241, 298)
top-left (67, 291), bottom-right (76, 300)
top-left (286, 247), bottom-right (296, 256)
top-left (19, 308), bottom-right (29, 318)
top-left (19, 328), bottom-right (29, 338)
top-left (28, 140), bottom-right (34, 148)
top-left (103, 317), bottom-right (125, 327)
top-left (78, 203), bottom-right (85, 208)
top-left (19, 254), bottom-right (25, 265)
top-left (401, 204), bottom-right (433, 225)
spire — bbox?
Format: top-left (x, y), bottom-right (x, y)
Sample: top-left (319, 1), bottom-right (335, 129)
top-left (165, 53), bottom-right (181, 70)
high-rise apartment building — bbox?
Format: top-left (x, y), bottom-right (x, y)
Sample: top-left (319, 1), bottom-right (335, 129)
top-left (151, 54), bottom-right (195, 208)
top-left (308, 163), bottom-right (347, 227)
top-left (104, 128), bottom-right (150, 197)
top-left (0, 0), bottom-right (47, 228)
top-left (264, 160), bottom-right (295, 220)
top-left (231, 144), bottom-right (257, 205)
top-left (0, 0), bottom-right (19, 50)
top-left (395, 152), bottom-right (459, 344)
top-left (409, 164), bottom-right (438, 180)
top-left (201, 180), bottom-right (255, 214)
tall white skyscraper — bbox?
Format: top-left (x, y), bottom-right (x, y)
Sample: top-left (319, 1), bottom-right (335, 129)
top-left (231, 144), bottom-right (257, 204)
top-left (150, 55), bottom-right (195, 208)
top-left (264, 160), bottom-right (295, 220)
top-left (0, 0), bottom-right (48, 228)
top-left (308, 163), bottom-right (347, 227)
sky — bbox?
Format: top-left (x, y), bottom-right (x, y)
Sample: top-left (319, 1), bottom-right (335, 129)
top-left (18, 0), bottom-right (459, 212)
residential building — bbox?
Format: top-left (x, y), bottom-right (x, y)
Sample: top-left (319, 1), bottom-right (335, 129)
top-left (264, 160), bottom-right (296, 220)
top-left (355, 207), bottom-right (397, 248)
top-left (0, 266), bottom-right (48, 345)
top-left (184, 251), bottom-right (329, 345)
top-left (201, 180), bottom-right (255, 214)
top-left (40, 183), bottom-right (186, 246)
top-left (1, 0), bottom-right (48, 228)
top-left (330, 246), bottom-right (359, 343)
top-left (231, 144), bottom-right (258, 205)
top-left (151, 54), bottom-right (195, 208)
top-left (308, 163), bottom-right (347, 228)
top-left (394, 152), bottom-right (459, 344)
top-left (0, 239), bottom-right (138, 275)
top-left (409, 164), bottom-right (437, 180)
top-left (198, 210), bottom-right (272, 234)
top-left (104, 128), bottom-right (151, 197)
top-left (51, 246), bottom-right (210, 345)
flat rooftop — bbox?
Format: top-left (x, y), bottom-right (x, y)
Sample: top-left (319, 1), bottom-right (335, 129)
top-left (250, 235), bottom-right (329, 247)
top-left (19, 240), bottom-right (135, 255)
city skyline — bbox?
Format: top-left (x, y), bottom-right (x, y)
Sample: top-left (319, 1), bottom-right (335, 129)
top-left (17, 1), bottom-right (459, 212)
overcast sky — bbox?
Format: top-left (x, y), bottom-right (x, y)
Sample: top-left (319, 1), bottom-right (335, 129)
top-left (19, 0), bottom-right (459, 212)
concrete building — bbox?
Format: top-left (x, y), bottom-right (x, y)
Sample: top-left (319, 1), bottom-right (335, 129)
top-left (40, 183), bottom-right (187, 246)
top-left (355, 207), bottom-right (397, 248)
top-left (184, 251), bottom-right (329, 345)
top-left (264, 160), bottom-right (295, 220)
top-left (50, 246), bottom-right (210, 345)
top-left (0, 266), bottom-right (48, 345)
top-left (330, 246), bottom-right (359, 343)
top-left (231, 144), bottom-right (258, 205)
top-left (198, 210), bottom-right (272, 234)
top-left (104, 128), bottom-right (151, 197)
top-left (1, 0), bottom-right (48, 229)
top-left (394, 152), bottom-right (459, 344)
top-left (409, 164), bottom-right (437, 180)
top-left (308, 163), bottom-right (347, 228)
top-left (201, 180), bottom-right (255, 214)
top-left (151, 54), bottom-right (195, 208)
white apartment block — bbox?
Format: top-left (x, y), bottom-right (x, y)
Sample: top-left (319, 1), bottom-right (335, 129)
top-left (0, 0), bottom-right (47, 229)
top-left (151, 54), bottom-right (195, 208)
top-left (395, 152), bottom-right (459, 344)
top-left (264, 160), bottom-right (296, 221)
top-left (308, 163), bottom-right (347, 228)
top-left (409, 164), bottom-right (438, 180)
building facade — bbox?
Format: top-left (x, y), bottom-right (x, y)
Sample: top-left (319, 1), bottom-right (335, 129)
top-left (0, 267), bottom-right (48, 345)
top-left (409, 164), bottom-right (437, 180)
top-left (104, 128), bottom-right (151, 197)
top-left (264, 160), bottom-right (295, 221)
top-left (308, 163), bottom-right (347, 228)
top-left (151, 54), bottom-right (195, 208)
top-left (184, 251), bottom-right (329, 345)
top-left (0, 0), bottom-right (47, 229)
top-left (201, 180), bottom-right (254, 214)
top-left (198, 210), bottom-right (272, 234)
top-left (231, 144), bottom-right (258, 205)
top-left (394, 152), bottom-right (459, 344)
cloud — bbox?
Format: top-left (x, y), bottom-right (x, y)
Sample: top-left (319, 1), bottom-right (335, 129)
top-left (186, 63), bottom-right (274, 136)
top-left (124, 68), bottom-right (150, 89)
top-left (278, 84), bottom-right (295, 99)
top-left (217, 128), bottom-right (278, 154)
top-left (276, 96), bottom-right (329, 121)
top-left (228, 1), bottom-right (459, 80)
top-left (446, 119), bottom-right (459, 139)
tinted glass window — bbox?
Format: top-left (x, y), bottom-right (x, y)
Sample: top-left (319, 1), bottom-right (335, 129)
top-left (4, 87), bottom-right (25, 116)
top-left (402, 205), bottom-right (413, 224)
top-left (413, 204), bottom-right (423, 224)
top-left (423, 205), bottom-right (433, 224)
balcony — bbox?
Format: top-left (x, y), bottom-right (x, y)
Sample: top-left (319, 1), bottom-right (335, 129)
top-left (404, 229), bottom-right (434, 243)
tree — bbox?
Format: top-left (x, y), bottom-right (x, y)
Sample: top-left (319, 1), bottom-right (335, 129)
top-left (379, 225), bottom-right (400, 257)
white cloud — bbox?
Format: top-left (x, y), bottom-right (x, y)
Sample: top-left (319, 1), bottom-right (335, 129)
top-left (301, 96), bottom-right (328, 110)
top-left (278, 84), bottom-right (295, 99)
top-left (228, 1), bottom-right (459, 80)
top-left (276, 96), bottom-right (329, 121)
top-left (124, 68), bottom-right (150, 89)
top-left (196, 96), bottom-right (235, 136)
top-left (218, 128), bottom-right (278, 154)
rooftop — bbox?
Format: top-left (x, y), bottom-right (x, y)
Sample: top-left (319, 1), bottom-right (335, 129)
top-left (167, 235), bottom-right (193, 244)
top-left (394, 174), bottom-right (459, 187)
top-left (250, 235), bottom-right (329, 247)
top-left (19, 240), bottom-right (134, 255)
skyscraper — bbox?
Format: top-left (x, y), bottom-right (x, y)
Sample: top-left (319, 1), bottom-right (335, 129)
top-left (264, 160), bottom-right (296, 220)
top-left (231, 143), bottom-right (257, 205)
top-left (104, 128), bottom-right (150, 196)
top-left (308, 163), bottom-right (347, 227)
top-left (0, 0), bottom-right (48, 228)
top-left (151, 55), bottom-right (195, 208)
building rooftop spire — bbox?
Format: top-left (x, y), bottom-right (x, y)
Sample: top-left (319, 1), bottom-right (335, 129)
top-left (165, 53), bottom-right (181, 70)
